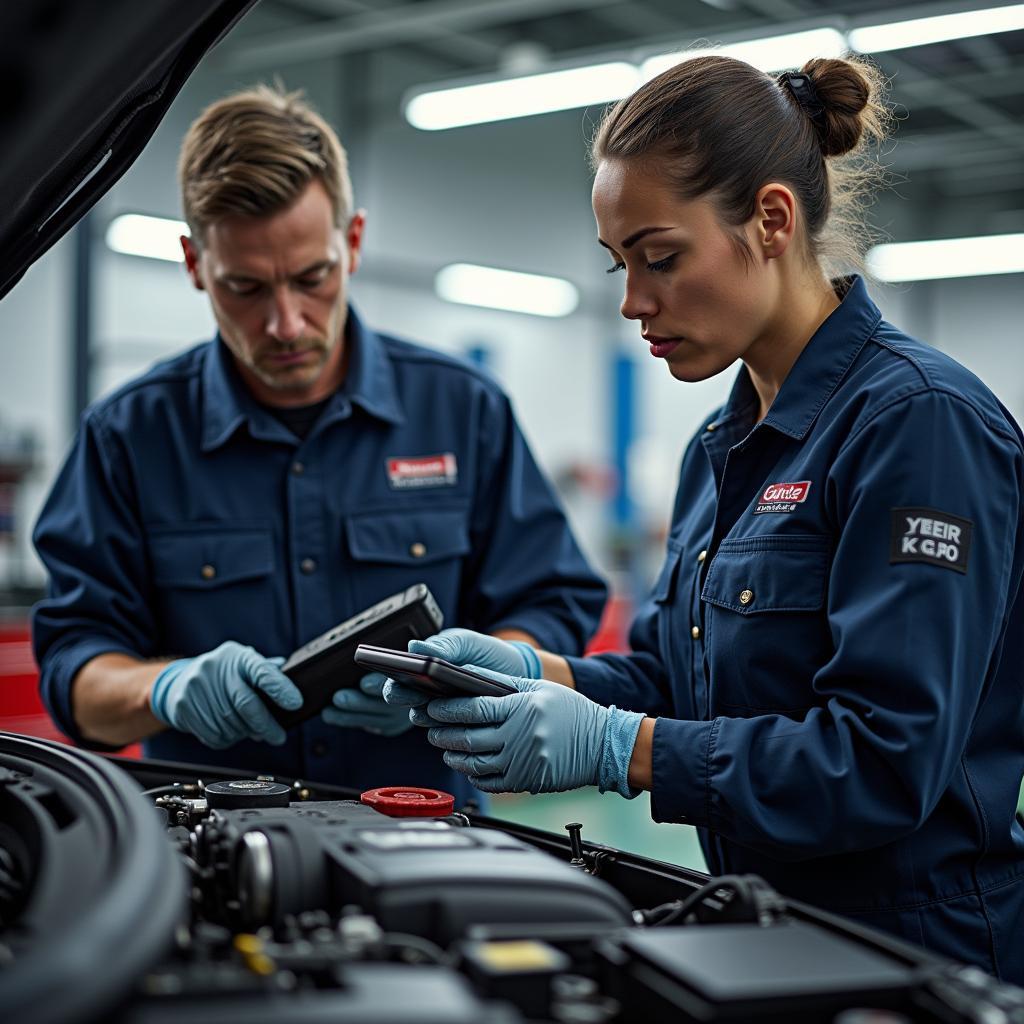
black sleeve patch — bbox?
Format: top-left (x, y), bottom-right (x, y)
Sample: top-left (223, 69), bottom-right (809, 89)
top-left (890, 507), bottom-right (972, 574)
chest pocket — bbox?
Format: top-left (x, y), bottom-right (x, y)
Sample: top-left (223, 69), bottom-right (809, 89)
top-left (150, 527), bottom-right (274, 588)
top-left (147, 525), bottom-right (276, 654)
top-left (701, 535), bottom-right (831, 714)
top-left (652, 539), bottom-right (685, 604)
top-left (345, 507), bottom-right (470, 610)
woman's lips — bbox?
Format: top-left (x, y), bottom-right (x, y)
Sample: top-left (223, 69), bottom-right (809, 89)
top-left (644, 336), bottom-right (682, 358)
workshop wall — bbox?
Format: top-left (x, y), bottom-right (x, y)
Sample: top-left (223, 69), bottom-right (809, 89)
top-left (2, 42), bottom-right (1023, 593)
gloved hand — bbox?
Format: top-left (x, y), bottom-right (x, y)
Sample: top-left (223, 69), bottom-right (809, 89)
top-left (383, 629), bottom-right (543, 710)
top-left (322, 672), bottom-right (414, 736)
top-left (149, 641), bottom-right (302, 748)
top-left (406, 667), bottom-right (646, 796)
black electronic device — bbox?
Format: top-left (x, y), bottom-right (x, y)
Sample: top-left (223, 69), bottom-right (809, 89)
top-left (353, 645), bottom-right (518, 699)
top-left (265, 584), bottom-right (443, 728)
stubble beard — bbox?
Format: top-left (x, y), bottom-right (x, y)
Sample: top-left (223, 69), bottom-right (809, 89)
top-left (253, 341), bottom-right (330, 393)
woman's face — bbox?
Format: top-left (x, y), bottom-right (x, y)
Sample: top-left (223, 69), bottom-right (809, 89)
top-left (592, 158), bottom-right (779, 382)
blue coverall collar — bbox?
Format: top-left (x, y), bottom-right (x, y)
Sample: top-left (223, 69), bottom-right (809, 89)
top-left (716, 275), bottom-right (883, 442)
top-left (341, 307), bottom-right (406, 427)
top-left (200, 306), bottom-right (404, 452)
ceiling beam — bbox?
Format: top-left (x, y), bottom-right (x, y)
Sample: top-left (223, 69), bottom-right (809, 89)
top-left (221, 0), bottom-right (627, 71)
top-left (884, 128), bottom-right (1024, 171)
top-left (880, 51), bottom-right (1024, 155)
top-left (735, 0), bottom-right (809, 20)
top-left (225, 0), bottom-right (1024, 75)
top-left (276, 0), bottom-right (504, 65)
top-left (589, 2), bottom-right (700, 37)
top-left (898, 64), bottom-right (1024, 104)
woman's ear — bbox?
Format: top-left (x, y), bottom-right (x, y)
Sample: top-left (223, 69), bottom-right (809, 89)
top-left (754, 183), bottom-right (797, 259)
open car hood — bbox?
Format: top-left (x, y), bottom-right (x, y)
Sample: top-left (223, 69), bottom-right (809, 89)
top-left (0, 1), bottom-right (258, 301)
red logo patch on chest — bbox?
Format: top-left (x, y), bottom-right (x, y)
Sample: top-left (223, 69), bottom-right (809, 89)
top-left (387, 453), bottom-right (458, 489)
top-left (753, 480), bottom-right (811, 514)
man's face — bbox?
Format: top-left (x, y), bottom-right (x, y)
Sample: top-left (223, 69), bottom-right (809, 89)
top-left (182, 179), bottom-right (365, 407)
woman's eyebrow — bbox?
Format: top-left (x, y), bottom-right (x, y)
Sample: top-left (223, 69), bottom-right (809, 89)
top-left (598, 226), bottom-right (673, 250)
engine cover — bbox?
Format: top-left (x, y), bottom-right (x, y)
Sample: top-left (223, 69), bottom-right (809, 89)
top-left (203, 799), bottom-right (633, 944)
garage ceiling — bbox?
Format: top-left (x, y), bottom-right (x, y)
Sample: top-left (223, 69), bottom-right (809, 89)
top-left (213, 0), bottom-right (1024, 219)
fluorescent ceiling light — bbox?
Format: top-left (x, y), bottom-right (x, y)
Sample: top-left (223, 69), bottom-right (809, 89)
top-left (405, 61), bottom-right (639, 130)
top-left (406, 7), bottom-right (1022, 131)
top-left (641, 27), bottom-right (846, 80)
top-left (106, 214), bottom-right (187, 262)
top-left (849, 4), bottom-right (1024, 53)
top-left (435, 263), bottom-right (579, 317)
top-left (867, 234), bottom-right (1024, 282)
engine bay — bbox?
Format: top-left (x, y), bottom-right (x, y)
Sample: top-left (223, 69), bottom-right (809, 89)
top-left (2, 732), bottom-right (1022, 1023)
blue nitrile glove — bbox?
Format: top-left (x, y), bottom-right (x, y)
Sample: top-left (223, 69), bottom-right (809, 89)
top-left (322, 672), bottom-right (413, 736)
top-left (149, 641), bottom-right (302, 749)
top-left (382, 629), bottom-right (543, 710)
top-left (408, 667), bottom-right (646, 796)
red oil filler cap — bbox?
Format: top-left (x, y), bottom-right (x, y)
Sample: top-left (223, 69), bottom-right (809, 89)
top-left (361, 786), bottom-right (455, 817)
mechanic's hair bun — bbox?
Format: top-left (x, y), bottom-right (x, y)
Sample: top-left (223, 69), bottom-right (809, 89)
top-left (800, 57), bottom-right (878, 158)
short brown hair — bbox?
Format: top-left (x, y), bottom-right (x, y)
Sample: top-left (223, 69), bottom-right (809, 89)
top-left (178, 83), bottom-right (353, 244)
top-left (591, 55), bottom-right (892, 275)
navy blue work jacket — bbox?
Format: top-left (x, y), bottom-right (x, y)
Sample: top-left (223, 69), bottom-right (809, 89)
top-left (32, 309), bottom-right (606, 807)
top-left (571, 278), bottom-right (1024, 981)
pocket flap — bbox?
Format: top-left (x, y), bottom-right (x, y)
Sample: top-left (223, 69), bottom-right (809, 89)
top-left (149, 527), bottom-right (274, 588)
top-left (651, 540), bottom-right (684, 603)
top-left (701, 535), bottom-right (829, 614)
top-left (346, 508), bottom-right (470, 566)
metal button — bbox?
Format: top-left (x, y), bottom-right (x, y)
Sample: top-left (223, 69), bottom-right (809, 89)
top-left (200, 564), bottom-right (216, 580)
top-left (697, 549), bottom-right (707, 563)
top-left (291, 461), bottom-right (305, 476)
top-left (691, 625), bottom-right (701, 640)
top-left (311, 741), bottom-right (328, 757)
top-left (300, 558), bottom-right (317, 574)
top-left (705, 422), bottom-right (717, 432)
top-left (739, 589), bottom-right (754, 606)
top-left (409, 542), bottom-right (427, 558)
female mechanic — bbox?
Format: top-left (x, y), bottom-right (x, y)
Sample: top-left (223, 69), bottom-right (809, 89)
top-left (383, 55), bottom-right (1024, 980)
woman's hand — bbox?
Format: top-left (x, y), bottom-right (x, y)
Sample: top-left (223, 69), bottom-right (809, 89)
top-left (380, 629), bottom-right (543, 710)
top-left (412, 628), bottom-right (543, 677)
top-left (397, 667), bottom-right (645, 796)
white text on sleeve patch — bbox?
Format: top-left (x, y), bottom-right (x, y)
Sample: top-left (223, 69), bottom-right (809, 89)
top-left (890, 507), bottom-right (972, 574)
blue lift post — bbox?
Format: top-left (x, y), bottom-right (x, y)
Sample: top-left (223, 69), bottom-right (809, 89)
top-left (466, 344), bottom-right (491, 370)
top-left (611, 350), bottom-right (648, 614)
top-left (612, 353), bottom-right (635, 535)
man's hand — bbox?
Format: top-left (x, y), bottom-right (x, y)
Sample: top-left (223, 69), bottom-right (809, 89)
top-left (149, 641), bottom-right (302, 748)
top-left (322, 672), bottom-right (414, 736)
top-left (395, 667), bottom-right (645, 796)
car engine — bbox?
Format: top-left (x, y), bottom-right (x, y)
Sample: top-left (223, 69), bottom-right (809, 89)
top-left (2, 732), bottom-right (1023, 1024)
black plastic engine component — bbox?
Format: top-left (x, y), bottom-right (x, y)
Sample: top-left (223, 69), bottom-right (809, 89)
top-left (458, 938), bottom-right (571, 1019)
top-left (0, 733), bottom-right (187, 1024)
top-left (205, 779), bottom-right (292, 810)
top-left (201, 798), bottom-right (633, 941)
top-left (597, 920), bottom-right (919, 1022)
top-left (118, 963), bottom-right (519, 1024)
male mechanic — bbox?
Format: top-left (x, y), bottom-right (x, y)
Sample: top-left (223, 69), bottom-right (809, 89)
top-left (31, 85), bottom-right (605, 802)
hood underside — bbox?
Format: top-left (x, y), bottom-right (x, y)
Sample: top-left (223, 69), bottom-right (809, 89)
top-left (0, 1), bottom-right (258, 300)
